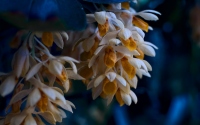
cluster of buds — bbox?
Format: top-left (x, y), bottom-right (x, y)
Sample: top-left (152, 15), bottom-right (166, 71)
top-left (77, 3), bottom-right (160, 106)
top-left (0, 1), bottom-right (160, 125)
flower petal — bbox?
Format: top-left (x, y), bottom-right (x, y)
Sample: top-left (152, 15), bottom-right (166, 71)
top-left (140, 44), bottom-right (156, 57)
top-left (26, 63), bottom-right (43, 80)
top-left (27, 88), bottom-right (41, 107)
top-left (0, 75), bottom-right (16, 97)
top-left (118, 28), bottom-right (132, 40)
top-left (105, 72), bottom-right (116, 82)
top-left (9, 89), bottom-right (32, 105)
top-left (94, 11), bottom-right (107, 25)
top-left (121, 91), bottom-right (132, 106)
top-left (94, 75), bottom-right (105, 87)
top-left (100, 30), bottom-right (119, 45)
top-left (24, 114), bottom-right (37, 125)
top-left (130, 90), bottom-right (138, 104)
top-left (10, 114), bottom-right (26, 125)
top-left (116, 74), bottom-right (126, 86)
top-left (53, 32), bottom-right (64, 49)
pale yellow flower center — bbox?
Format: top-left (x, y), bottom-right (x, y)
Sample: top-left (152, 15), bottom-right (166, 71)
top-left (37, 91), bottom-right (48, 112)
top-left (42, 32), bottom-right (54, 47)
top-left (121, 57), bottom-right (136, 79)
top-left (102, 78), bottom-right (117, 95)
top-left (59, 70), bottom-right (67, 82)
top-left (132, 16), bottom-right (149, 32)
top-left (135, 48), bottom-right (144, 59)
top-left (104, 46), bottom-right (117, 68)
top-left (120, 37), bottom-right (137, 51)
top-left (98, 19), bottom-right (109, 37)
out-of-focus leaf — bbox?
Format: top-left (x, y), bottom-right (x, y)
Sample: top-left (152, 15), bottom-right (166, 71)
top-left (84, 0), bottom-right (131, 4)
top-left (0, 0), bottom-right (86, 31)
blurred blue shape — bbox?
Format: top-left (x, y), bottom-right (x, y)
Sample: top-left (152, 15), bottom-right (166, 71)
top-left (163, 22), bottom-right (173, 33)
top-left (0, 0), bottom-right (86, 31)
top-left (113, 104), bottom-right (130, 125)
top-left (165, 95), bottom-right (188, 125)
top-left (149, 0), bottom-right (164, 9)
top-left (85, 0), bottom-right (131, 4)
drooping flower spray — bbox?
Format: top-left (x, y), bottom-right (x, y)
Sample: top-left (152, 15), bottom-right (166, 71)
top-left (0, 1), bottom-right (160, 124)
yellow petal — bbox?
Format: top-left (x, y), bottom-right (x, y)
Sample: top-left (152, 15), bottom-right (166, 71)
top-left (80, 51), bottom-right (92, 61)
top-left (121, 57), bottom-right (136, 79)
top-left (132, 16), bottom-right (149, 32)
top-left (135, 48), bottom-right (144, 59)
top-left (103, 78), bottom-right (117, 95)
top-left (104, 46), bottom-right (117, 68)
top-left (89, 37), bottom-right (100, 55)
top-left (120, 37), bottom-right (137, 51)
top-left (37, 91), bottom-right (48, 112)
top-left (78, 65), bottom-right (93, 80)
top-left (115, 90), bottom-right (124, 106)
top-left (98, 19), bottom-right (109, 37)
top-left (121, 2), bottom-right (130, 10)
top-left (42, 32), bottom-right (54, 47)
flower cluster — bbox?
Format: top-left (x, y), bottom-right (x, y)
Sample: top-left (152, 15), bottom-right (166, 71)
top-left (76, 3), bottom-right (160, 106)
top-left (0, 1), bottom-right (160, 125)
top-left (0, 31), bottom-right (84, 124)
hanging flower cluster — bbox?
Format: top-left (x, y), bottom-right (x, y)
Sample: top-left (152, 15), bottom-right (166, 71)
top-left (0, 1), bottom-right (160, 125)
top-left (77, 3), bottom-right (160, 106)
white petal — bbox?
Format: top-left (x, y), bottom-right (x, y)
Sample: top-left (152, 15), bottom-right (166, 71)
top-left (0, 75), bottom-right (16, 97)
top-left (116, 74), bottom-right (126, 86)
top-left (63, 80), bottom-right (70, 92)
top-left (60, 32), bottom-right (69, 40)
top-left (100, 30), bottom-right (119, 45)
top-left (26, 63), bottom-right (43, 80)
top-left (137, 12), bottom-right (159, 21)
top-left (9, 89), bottom-right (32, 105)
top-left (94, 75), bottom-right (105, 87)
top-left (140, 10), bottom-right (161, 15)
top-left (89, 55), bottom-right (98, 68)
top-left (66, 61), bottom-right (78, 74)
top-left (112, 46), bottom-right (134, 56)
top-left (92, 84), bottom-right (103, 100)
top-left (87, 79), bottom-right (95, 90)
top-left (24, 114), bottom-right (37, 125)
top-left (136, 69), bottom-right (142, 79)
top-left (140, 44), bottom-right (156, 57)
top-left (105, 72), bottom-right (116, 82)
top-left (121, 91), bottom-right (132, 106)
top-left (27, 88), bottom-right (41, 107)
top-left (37, 111), bottom-right (56, 124)
top-left (54, 89), bottom-right (66, 104)
top-left (53, 32), bottom-right (64, 49)
top-left (94, 11), bottom-right (107, 25)
top-left (48, 60), bottom-right (63, 76)
top-left (66, 100), bottom-right (76, 109)
top-left (82, 37), bottom-right (95, 52)
top-left (106, 95), bottom-right (114, 106)
top-left (140, 69), bottom-right (151, 77)
top-left (58, 108), bottom-right (67, 118)
top-left (94, 46), bottom-right (105, 55)
top-left (132, 31), bottom-right (144, 42)
top-left (128, 58), bottom-right (141, 68)
top-left (59, 56), bottom-right (79, 63)
top-left (52, 100), bottom-right (73, 113)
top-left (10, 114), bottom-right (26, 125)
top-left (134, 27), bottom-right (145, 38)
top-left (41, 87), bottom-right (56, 100)
top-left (47, 102), bottom-right (62, 122)
top-left (130, 90), bottom-right (138, 104)
top-left (66, 70), bottom-right (84, 80)
top-left (118, 28), bottom-right (132, 40)
top-left (110, 18), bottom-right (124, 29)
top-left (109, 38), bottom-right (121, 45)
top-left (142, 60), bottom-right (152, 71)
top-left (144, 41), bottom-right (158, 49)
top-left (13, 46), bottom-right (29, 78)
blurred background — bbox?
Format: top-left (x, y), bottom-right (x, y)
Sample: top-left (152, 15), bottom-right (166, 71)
top-left (0, 0), bottom-right (200, 125)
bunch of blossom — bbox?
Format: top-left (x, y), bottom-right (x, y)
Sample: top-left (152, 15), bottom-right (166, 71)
top-left (0, 31), bottom-right (84, 124)
top-left (76, 2), bottom-right (160, 106)
top-left (0, 1), bottom-right (160, 125)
